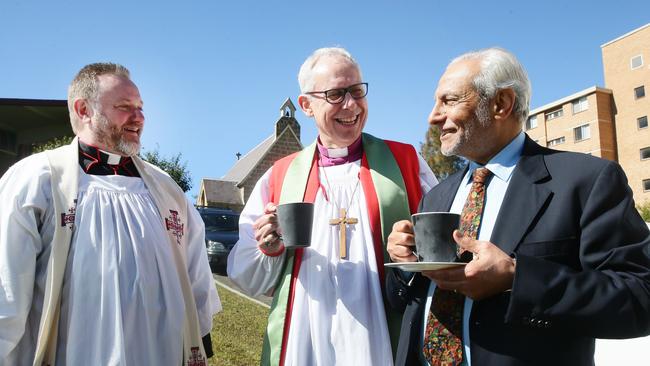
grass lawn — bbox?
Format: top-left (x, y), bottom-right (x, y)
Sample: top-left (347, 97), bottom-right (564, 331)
top-left (209, 283), bottom-right (270, 366)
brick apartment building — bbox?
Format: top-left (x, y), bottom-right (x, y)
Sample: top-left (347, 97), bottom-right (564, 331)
top-left (525, 23), bottom-right (650, 204)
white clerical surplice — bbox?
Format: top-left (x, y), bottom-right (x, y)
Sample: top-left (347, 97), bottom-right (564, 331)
top-left (0, 154), bottom-right (220, 365)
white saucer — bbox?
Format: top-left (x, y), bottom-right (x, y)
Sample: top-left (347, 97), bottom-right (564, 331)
top-left (384, 262), bottom-right (466, 272)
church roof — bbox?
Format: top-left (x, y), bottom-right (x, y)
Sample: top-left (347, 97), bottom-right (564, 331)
top-left (198, 97), bottom-right (303, 209)
top-left (199, 179), bottom-right (243, 206)
top-left (221, 133), bottom-right (275, 183)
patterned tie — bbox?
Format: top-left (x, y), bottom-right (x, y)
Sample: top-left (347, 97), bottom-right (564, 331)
top-left (423, 167), bottom-right (492, 365)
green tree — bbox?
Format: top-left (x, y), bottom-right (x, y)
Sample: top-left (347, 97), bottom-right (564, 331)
top-left (140, 149), bottom-right (192, 192)
top-left (32, 136), bottom-right (74, 153)
top-left (637, 201), bottom-right (650, 222)
top-left (420, 125), bottom-right (465, 179)
top-left (32, 136), bottom-right (192, 192)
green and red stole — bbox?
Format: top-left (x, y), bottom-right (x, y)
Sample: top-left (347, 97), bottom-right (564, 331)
top-left (261, 133), bottom-right (422, 366)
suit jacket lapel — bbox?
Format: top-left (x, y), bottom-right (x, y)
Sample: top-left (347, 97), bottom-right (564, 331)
top-left (490, 137), bottom-right (553, 255)
top-left (424, 166), bottom-right (468, 212)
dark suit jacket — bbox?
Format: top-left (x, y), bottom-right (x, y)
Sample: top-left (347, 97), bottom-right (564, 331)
top-left (388, 136), bottom-right (650, 366)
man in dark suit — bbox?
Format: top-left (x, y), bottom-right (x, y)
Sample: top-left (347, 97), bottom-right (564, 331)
top-left (386, 48), bottom-right (650, 366)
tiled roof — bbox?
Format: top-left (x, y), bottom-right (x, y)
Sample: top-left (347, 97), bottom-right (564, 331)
top-left (199, 179), bottom-right (243, 205)
top-left (222, 134), bottom-right (275, 183)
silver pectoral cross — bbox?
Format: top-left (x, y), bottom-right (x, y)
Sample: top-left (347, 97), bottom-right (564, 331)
top-left (329, 208), bottom-right (358, 259)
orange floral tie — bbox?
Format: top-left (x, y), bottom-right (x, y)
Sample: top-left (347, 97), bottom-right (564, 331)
top-left (423, 167), bottom-right (492, 365)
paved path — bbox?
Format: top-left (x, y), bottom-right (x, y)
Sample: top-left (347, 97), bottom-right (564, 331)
top-left (213, 273), bottom-right (273, 307)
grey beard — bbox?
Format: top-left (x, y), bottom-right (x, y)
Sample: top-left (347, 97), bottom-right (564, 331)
top-left (441, 99), bottom-right (492, 157)
top-left (92, 113), bottom-right (140, 156)
top-left (115, 139), bottom-right (140, 157)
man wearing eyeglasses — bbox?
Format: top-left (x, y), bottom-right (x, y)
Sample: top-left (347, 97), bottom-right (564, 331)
top-left (228, 47), bottom-right (438, 365)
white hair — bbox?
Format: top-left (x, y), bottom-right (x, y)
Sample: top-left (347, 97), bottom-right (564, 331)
top-left (450, 47), bottom-right (531, 124)
top-left (298, 47), bottom-right (362, 93)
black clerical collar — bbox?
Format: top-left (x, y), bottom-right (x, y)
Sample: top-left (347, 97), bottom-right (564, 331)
top-left (78, 140), bottom-right (140, 177)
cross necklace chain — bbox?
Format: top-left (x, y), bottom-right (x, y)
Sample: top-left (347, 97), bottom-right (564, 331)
top-left (320, 166), bottom-right (361, 260)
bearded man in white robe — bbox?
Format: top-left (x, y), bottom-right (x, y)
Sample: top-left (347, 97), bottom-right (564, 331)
top-left (227, 47), bottom-right (438, 366)
top-left (0, 63), bottom-right (221, 365)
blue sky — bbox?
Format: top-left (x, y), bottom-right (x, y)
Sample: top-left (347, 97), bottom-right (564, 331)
top-left (1, 1), bottom-right (649, 199)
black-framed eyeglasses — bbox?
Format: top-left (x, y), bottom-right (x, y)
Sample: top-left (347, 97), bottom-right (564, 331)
top-left (305, 82), bottom-right (368, 104)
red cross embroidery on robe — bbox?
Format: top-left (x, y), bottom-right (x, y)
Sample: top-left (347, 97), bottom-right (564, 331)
top-left (186, 346), bottom-right (206, 366)
top-left (60, 199), bottom-right (77, 229)
top-left (165, 209), bottom-right (185, 245)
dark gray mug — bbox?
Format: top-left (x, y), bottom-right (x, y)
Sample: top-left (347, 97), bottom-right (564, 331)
top-left (276, 202), bottom-right (314, 248)
top-left (412, 212), bottom-right (460, 262)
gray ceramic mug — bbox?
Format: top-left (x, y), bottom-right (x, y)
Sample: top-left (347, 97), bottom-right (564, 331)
top-left (276, 202), bottom-right (314, 248)
top-left (412, 212), bottom-right (460, 262)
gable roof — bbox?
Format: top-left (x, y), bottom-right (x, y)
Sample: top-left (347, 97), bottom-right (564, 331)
top-left (199, 179), bottom-right (243, 206)
top-left (221, 134), bottom-right (275, 183)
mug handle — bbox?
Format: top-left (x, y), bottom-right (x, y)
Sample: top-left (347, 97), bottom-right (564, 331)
top-left (410, 249), bottom-right (423, 262)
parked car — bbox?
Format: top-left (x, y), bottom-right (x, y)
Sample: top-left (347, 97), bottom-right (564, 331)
top-left (196, 206), bottom-right (239, 273)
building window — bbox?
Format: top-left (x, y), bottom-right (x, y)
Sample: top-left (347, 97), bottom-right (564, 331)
top-left (635, 86), bottom-right (645, 99)
top-left (545, 108), bottom-right (563, 120)
top-left (639, 116), bottom-right (648, 129)
top-left (572, 97), bottom-right (589, 114)
top-left (631, 55), bottom-right (644, 70)
top-left (644, 179), bottom-right (650, 192)
top-left (526, 116), bottom-right (538, 130)
top-left (641, 147), bottom-right (650, 160)
top-left (574, 124), bottom-right (590, 142)
top-left (548, 137), bottom-right (566, 146)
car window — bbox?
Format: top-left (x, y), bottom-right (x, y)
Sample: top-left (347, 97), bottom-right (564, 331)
top-left (201, 213), bottom-right (239, 232)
